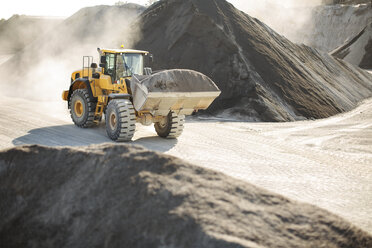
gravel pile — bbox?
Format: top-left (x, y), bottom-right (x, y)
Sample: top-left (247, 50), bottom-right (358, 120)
top-left (0, 144), bottom-right (371, 247)
top-left (134, 0), bottom-right (372, 121)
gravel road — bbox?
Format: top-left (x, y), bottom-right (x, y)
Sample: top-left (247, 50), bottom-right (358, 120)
top-left (1, 96), bottom-right (371, 233)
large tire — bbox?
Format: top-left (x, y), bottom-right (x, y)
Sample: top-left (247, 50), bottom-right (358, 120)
top-left (155, 111), bottom-right (185, 139)
top-left (69, 89), bottom-right (96, 128)
top-left (105, 99), bottom-right (136, 142)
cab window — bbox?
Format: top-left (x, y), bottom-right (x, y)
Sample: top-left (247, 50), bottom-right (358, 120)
top-left (116, 55), bottom-right (125, 80)
top-left (105, 53), bottom-right (115, 77)
top-left (123, 53), bottom-right (144, 76)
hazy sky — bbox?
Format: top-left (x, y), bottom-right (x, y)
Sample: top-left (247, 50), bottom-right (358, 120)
top-left (0, 0), bottom-right (147, 19)
top-left (0, 0), bottom-right (237, 19)
top-left (0, 0), bottom-right (321, 20)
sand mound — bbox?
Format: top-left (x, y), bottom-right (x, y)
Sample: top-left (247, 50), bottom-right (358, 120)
top-left (134, 0), bottom-right (372, 121)
top-left (331, 22), bottom-right (372, 69)
top-left (0, 144), bottom-right (371, 247)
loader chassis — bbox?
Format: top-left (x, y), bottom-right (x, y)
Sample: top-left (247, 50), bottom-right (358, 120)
top-left (62, 47), bottom-right (221, 142)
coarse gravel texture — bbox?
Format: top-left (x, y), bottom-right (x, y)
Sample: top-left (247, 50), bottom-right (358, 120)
top-left (1, 143), bottom-right (371, 248)
top-left (134, 0), bottom-right (372, 121)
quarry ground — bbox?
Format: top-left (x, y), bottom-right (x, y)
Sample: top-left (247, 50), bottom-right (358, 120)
top-left (0, 95), bottom-right (371, 234)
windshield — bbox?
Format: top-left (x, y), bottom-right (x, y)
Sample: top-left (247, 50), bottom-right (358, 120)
top-left (117, 53), bottom-right (144, 77)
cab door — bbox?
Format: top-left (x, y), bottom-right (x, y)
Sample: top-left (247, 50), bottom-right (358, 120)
top-left (104, 53), bottom-right (116, 83)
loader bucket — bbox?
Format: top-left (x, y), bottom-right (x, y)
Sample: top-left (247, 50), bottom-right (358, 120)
top-left (130, 69), bottom-right (221, 116)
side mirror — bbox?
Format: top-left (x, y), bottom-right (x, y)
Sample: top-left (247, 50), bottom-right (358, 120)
top-left (100, 55), bottom-right (106, 64)
top-left (91, 63), bottom-right (97, 69)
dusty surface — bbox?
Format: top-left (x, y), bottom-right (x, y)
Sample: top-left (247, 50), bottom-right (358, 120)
top-left (1, 144), bottom-right (371, 248)
top-left (0, 96), bottom-right (371, 234)
top-left (134, 0), bottom-right (372, 121)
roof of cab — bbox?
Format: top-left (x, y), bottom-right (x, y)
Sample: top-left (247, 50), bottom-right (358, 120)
top-left (99, 48), bottom-right (149, 54)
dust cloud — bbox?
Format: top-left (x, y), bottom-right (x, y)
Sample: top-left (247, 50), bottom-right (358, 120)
top-left (0, 15), bottom-right (61, 54)
top-left (227, 0), bottom-right (324, 44)
top-left (0, 1), bottom-right (328, 102)
top-left (0, 4), bottom-right (145, 101)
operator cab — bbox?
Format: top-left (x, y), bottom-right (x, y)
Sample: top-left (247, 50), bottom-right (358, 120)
top-left (98, 48), bottom-right (150, 83)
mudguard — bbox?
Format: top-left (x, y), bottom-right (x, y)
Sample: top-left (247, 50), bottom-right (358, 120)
top-left (67, 78), bottom-right (96, 107)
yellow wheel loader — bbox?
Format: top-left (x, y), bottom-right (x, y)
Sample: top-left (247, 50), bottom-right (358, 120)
top-left (62, 47), bottom-right (221, 142)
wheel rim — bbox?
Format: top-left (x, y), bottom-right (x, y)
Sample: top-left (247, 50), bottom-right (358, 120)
top-left (74, 100), bottom-right (84, 117)
top-left (109, 112), bottom-right (117, 130)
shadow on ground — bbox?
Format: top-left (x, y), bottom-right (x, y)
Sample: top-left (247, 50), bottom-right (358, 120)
top-left (12, 124), bottom-right (110, 147)
top-left (133, 136), bottom-right (178, 153)
top-left (12, 124), bottom-right (178, 152)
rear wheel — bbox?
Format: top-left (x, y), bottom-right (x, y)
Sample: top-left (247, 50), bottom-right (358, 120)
top-left (69, 89), bottom-right (96, 128)
top-left (155, 111), bottom-right (185, 139)
top-left (105, 99), bottom-right (136, 142)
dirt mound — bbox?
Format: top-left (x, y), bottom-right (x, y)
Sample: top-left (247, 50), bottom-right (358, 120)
top-left (134, 0), bottom-right (372, 121)
top-left (0, 144), bottom-right (371, 247)
top-left (331, 22), bottom-right (372, 69)
top-left (0, 15), bottom-right (62, 54)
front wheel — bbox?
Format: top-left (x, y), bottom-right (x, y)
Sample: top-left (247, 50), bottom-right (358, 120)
top-left (69, 89), bottom-right (96, 128)
top-left (154, 111), bottom-right (185, 139)
top-left (105, 99), bottom-right (136, 142)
